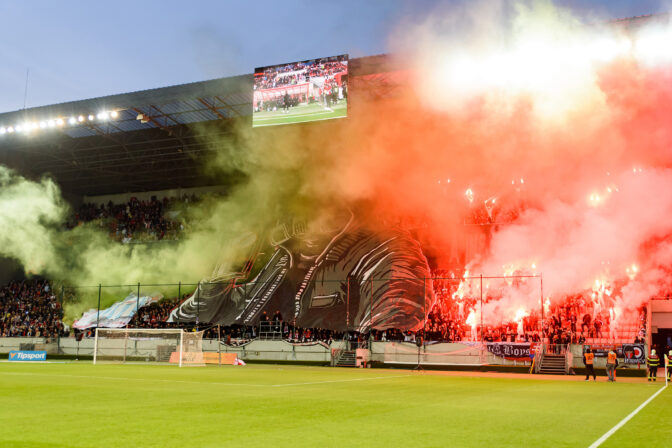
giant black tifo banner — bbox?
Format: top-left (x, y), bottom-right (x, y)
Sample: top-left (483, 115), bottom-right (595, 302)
top-left (486, 342), bottom-right (533, 360)
top-left (169, 216), bottom-right (433, 331)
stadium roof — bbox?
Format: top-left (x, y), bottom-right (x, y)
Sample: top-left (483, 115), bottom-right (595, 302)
top-left (0, 54), bottom-right (392, 197)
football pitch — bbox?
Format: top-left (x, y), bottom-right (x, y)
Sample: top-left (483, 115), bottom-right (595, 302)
top-left (0, 363), bottom-right (669, 448)
top-left (253, 101), bottom-right (347, 126)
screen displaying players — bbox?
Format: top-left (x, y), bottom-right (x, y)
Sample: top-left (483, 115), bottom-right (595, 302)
top-left (253, 54), bottom-right (348, 127)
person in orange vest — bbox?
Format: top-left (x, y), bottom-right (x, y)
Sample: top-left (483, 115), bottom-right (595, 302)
top-left (583, 347), bottom-right (596, 381)
top-left (646, 349), bottom-right (660, 382)
top-left (606, 349), bottom-right (618, 382)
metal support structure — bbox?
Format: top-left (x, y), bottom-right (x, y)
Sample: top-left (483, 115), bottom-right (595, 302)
top-left (177, 282), bottom-right (181, 326)
top-left (423, 277), bottom-right (427, 340)
top-left (218, 325), bottom-right (222, 367)
top-left (198, 98), bottom-right (228, 120)
top-left (540, 274), bottom-right (545, 339)
top-left (59, 285), bottom-right (65, 352)
top-left (123, 329), bottom-right (128, 363)
top-left (93, 328), bottom-right (98, 365)
top-left (369, 279), bottom-right (373, 348)
top-left (346, 276), bottom-right (350, 337)
top-left (136, 282), bottom-right (140, 319)
top-left (178, 330), bottom-right (184, 368)
top-left (96, 284), bottom-right (102, 329)
top-left (196, 284), bottom-right (200, 330)
top-left (480, 275), bottom-right (484, 342)
top-left (292, 281), bottom-right (297, 332)
top-left (414, 277), bottom-right (427, 372)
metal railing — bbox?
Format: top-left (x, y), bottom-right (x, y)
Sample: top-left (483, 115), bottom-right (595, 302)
top-left (565, 345), bottom-right (573, 374)
top-left (534, 344), bottom-right (545, 373)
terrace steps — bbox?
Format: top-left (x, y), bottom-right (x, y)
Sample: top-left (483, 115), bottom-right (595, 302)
top-left (335, 350), bottom-right (357, 367)
top-left (538, 353), bottom-right (566, 375)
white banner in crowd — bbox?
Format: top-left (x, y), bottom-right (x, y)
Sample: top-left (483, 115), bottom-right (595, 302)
top-left (73, 292), bottom-right (163, 329)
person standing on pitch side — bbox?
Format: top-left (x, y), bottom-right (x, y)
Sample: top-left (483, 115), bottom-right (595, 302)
top-left (646, 349), bottom-right (660, 382)
top-left (665, 350), bottom-right (671, 382)
top-left (583, 347), bottom-right (596, 381)
top-left (606, 348), bottom-right (618, 382)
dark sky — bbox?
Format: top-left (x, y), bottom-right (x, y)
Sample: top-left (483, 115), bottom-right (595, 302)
top-left (0, 0), bottom-right (666, 113)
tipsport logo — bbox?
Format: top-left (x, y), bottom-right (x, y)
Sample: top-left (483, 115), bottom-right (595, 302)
top-left (8, 351), bottom-right (47, 361)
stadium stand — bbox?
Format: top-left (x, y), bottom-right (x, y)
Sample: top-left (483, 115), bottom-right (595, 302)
top-left (69, 195), bottom-right (198, 242)
top-left (0, 280), bottom-right (67, 338)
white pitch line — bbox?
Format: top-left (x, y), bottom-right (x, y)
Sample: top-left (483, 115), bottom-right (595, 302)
top-left (588, 384), bottom-right (667, 448)
top-left (0, 370), bottom-right (410, 388)
top-left (270, 374), bottom-right (411, 387)
top-left (0, 371), bottom-right (265, 387)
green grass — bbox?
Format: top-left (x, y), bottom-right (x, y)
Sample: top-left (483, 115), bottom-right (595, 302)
top-left (0, 362), bottom-right (669, 447)
top-left (253, 101), bottom-right (347, 126)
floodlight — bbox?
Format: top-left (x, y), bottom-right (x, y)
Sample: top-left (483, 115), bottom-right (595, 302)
top-left (48, 120), bottom-right (56, 127)
top-left (39, 121), bottom-right (47, 129)
top-left (7, 126), bottom-right (14, 133)
top-left (68, 117), bottom-right (76, 125)
top-left (0, 127), bottom-right (5, 134)
top-left (97, 111), bottom-right (109, 120)
top-left (77, 115), bottom-right (85, 122)
top-left (88, 114), bottom-right (94, 121)
top-left (110, 110), bottom-right (119, 118)
top-left (15, 125), bottom-right (23, 132)
top-left (56, 119), bottom-right (64, 126)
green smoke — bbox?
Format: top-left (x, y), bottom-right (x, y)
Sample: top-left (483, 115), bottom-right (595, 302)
top-left (0, 117), bottom-right (336, 323)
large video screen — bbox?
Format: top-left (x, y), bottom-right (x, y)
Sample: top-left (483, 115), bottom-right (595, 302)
top-left (253, 54), bottom-right (348, 127)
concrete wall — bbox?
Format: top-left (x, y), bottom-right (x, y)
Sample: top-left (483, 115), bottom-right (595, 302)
top-left (212, 339), bottom-right (343, 363)
top-left (569, 344), bottom-right (648, 369)
top-left (651, 299), bottom-right (672, 330)
top-left (0, 338), bottom-right (532, 366)
top-left (370, 342), bottom-right (532, 367)
top-left (0, 337), bottom-right (342, 363)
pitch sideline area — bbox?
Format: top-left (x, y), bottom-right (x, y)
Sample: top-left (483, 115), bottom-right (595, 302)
top-left (0, 363), bottom-right (668, 447)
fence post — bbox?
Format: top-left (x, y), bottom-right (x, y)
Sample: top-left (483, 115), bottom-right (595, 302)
top-left (196, 283), bottom-right (200, 331)
top-left (346, 276), bottom-right (350, 340)
top-left (218, 324), bottom-right (222, 367)
top-left (540, 274), bottom-right (544, 339)
top-left (59, 284), bottom-right (65, 352)
top-left (369, 278), bottom-right (373, 347)
top-left (422, 277), bottom-right (426, 344)
top-left (96, 284), bottom-right (102, 329)
top-left (136, 282), bottom-right (140, 319)
top-left (292, 285), bottom-right (296, 332)
top-left (177, 282), bottom-right (181, 325)
top-left (480, 275), bottom-right (483, 342)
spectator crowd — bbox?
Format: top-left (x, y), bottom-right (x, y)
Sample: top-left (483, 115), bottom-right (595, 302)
top-left (69, 195), bottom-right (197, 243)
top-left (0, 280), bottom-right (67, 338)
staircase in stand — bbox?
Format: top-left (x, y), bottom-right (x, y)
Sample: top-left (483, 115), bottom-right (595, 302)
top-left (538, 353), bottom-right (566, 374)
top-left (335, 350), bottom-right (357, 367)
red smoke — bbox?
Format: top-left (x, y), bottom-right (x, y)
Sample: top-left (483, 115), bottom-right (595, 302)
top-left (279, 11), bottom-right (672, 327)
